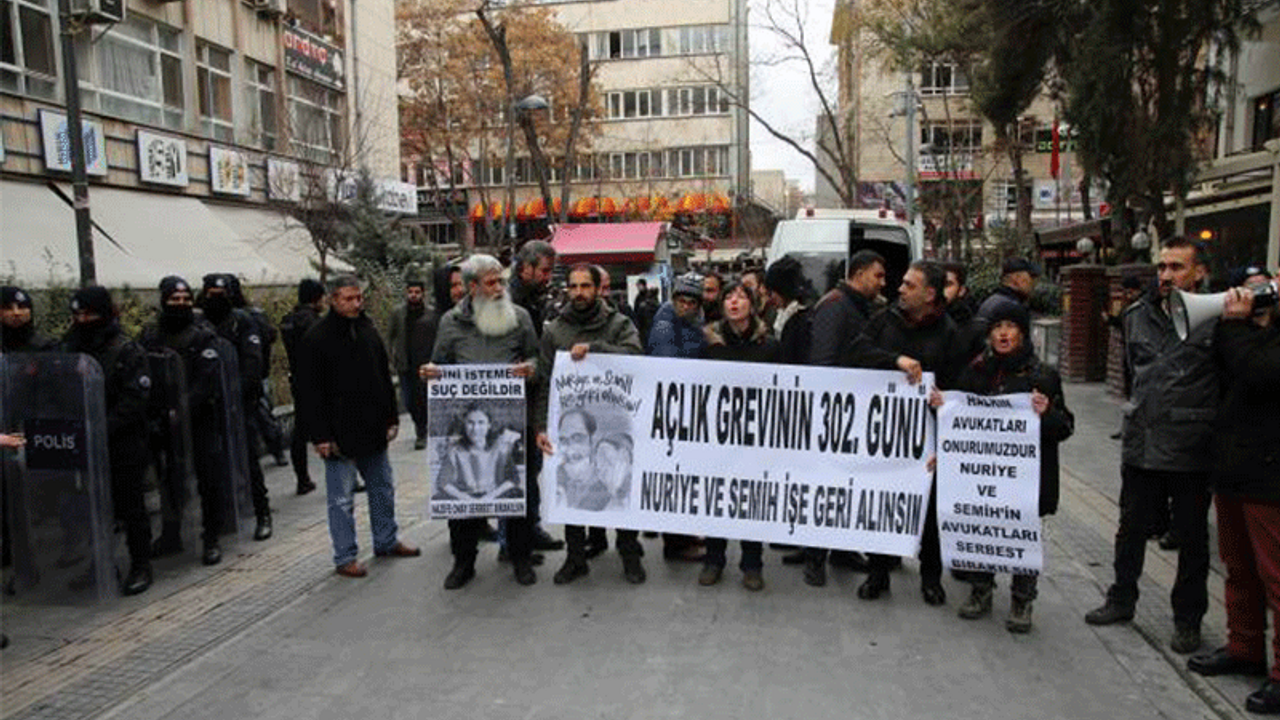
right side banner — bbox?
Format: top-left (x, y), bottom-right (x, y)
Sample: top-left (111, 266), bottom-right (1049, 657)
top-left (936, 392), bottom-right (1043, 576)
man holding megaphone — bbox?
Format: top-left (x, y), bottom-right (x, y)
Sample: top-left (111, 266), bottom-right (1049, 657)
top-left (1085, 237), bottom-right (1219, 656)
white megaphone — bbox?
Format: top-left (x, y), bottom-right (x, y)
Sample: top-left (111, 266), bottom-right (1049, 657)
top-left (1169, 289), bottom-right (1227, 341)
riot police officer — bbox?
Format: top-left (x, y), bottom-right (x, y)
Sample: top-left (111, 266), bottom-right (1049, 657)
top-left (200, 274), bottom-right (272, 541)
top-left (1, 286), bottom-right (56, 353)
top-left (227, 275), bottom-right (287, 467)
top-left (139, 276), bottom-right (226, 565)
top-left (61, 286), bottom-right (153, 595)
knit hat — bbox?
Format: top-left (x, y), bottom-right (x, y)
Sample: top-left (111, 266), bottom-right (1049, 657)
top-left (0, 286), bottom-right (32, 309)
top-left (202, 273), bottom-right (230, 292)
top-left (159, 275), bottom-right (191, 303)
top-left (297, 278), bottom-right (325, 304)
top-left (764, 256), bottom-right (805, 301)
top-left (672, 273), bottom-right (703, 299)
top-left (985, 297), bottom-right (1030, 337)
top-left (1001, 257), bottom-right (1041, 277)
top-left (70, 286), bottom-right (113, 318)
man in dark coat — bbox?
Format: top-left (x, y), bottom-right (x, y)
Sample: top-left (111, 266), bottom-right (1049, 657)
top-left (295, 276), bottom-right (420, 579)
top-left (973, 257), bottom-right (1038, 335)
top-left (1085, 238), bottom-right (1220, 656)
top-left (848, 261), bottom-right (967, 606)
top-left (280, 278), bottom-right (326, 494)
top-left (200, 274), bottom-right (272, 541)
top-left (388, 278), bottom-right (430, 449)
top-left (533, 264), bottom-right (646, 586)
top-left (139, 276), bottom-right (227, 566)
top-left (62, 287), bottom-right (154, 595)
top-left (1188, 266), bottom-right (1280, 714)
top-left (1, 286), bottom-right (56, 353)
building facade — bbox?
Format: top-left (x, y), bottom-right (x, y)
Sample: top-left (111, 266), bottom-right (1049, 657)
top-left (0, 0), bottom-right (402, 287)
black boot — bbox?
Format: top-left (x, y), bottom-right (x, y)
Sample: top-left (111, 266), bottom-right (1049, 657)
top-left (803, 556), bottom-right (827, 587)
top-left (202, 539), bottom-right (222, 566)
top-left (857, 570), bottom-right (890, 600)
top-left (151, 523), bottom-right (184, 557)
top-left (122, 564), bottom-right (152, 596)
top-left (253, 512), bottom-right (273, 541)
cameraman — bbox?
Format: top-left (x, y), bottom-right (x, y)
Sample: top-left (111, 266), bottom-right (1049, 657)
top-left (1188, 266), bottom-right (1280, 715)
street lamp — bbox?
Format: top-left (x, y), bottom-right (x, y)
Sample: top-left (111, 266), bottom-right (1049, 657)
top-left (504, 94), bottom-right (550, 243)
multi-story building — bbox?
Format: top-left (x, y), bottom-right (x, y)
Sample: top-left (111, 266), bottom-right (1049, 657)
top-left (820, 0), bottom-right (1092, 261)
top-left (0, 0), bottom-right (403, 287)
top-left (401, 0), bottom-right (751, 248)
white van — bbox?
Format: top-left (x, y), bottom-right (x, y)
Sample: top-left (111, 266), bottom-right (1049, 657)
top-left (766, 209), bottom-right (922, 303)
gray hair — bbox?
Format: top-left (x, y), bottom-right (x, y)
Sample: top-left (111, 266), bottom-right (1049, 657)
top-left (513, 240), bottom-right (556, 271)
top-left (328, 275), bottom-right (361, 295)
top-left (461, 254), bottom-right (503, 286)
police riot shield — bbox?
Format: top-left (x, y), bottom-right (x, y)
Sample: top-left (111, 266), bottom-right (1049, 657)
top-left (147, 349), bottom-right (200, 552)
top-left (210, 337), bottom-right (255, 535)
top-left (1, 352), bottom-right (118, 603)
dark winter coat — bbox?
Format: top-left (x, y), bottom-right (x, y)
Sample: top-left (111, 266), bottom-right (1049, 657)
top-left (387, 302), bottom-right (427, 375)
top-left (774, 301), bottom-right (812, 366)
top-left (702, 316), bottom-right (780, 364)
top-left (1210, 318), bottom-right (1280, 499)
top-left (295, 311), bottom-right (399, 458)
top-left (279, 304), bottom-right (322, 378)
top-left (1, 324), bottom-right (56, 353)
top-left (534, 299), bottom-right (643, 431)
top-left (62, 321), bottom-right (152, 468)
top-left (510, 275), bottom-right (548, 338)
top-left (1120, 295), bottom-right (1220, 472)
top-left (646, 302), bottom-right (705, 358)
top-left (211, 308), bottom-right (264, 402)
top-left (847, 305), bottom-right (967, 388)
top-left (954, 346), bottom-right (1075, 516)
top-left (809, 284), bottom-right (877, 367)
top-left (139, 318), bottom-right (223, 419)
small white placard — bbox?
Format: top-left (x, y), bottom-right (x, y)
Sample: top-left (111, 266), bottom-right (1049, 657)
top-left (209, 146), bottom-right (250, 196)
top-left (39, 109), bottom-right (108, 176)
top-left (136, 130), bottom-right (189, 187)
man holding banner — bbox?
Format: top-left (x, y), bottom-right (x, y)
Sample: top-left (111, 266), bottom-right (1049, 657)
top-left (534, 264), bottom-right (645, 585)
top-left (424, 254), bottom-right (541, 589)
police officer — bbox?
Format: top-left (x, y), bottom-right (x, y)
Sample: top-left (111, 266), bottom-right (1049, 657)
top-left (227, 275), bottom-right (287, 467)
top-left (280, 278), bottom-right (326, 495)
top-left (201, 274), bottom-right (272, 540)
top-left (1, 286), bottom-right (57, 353)
top-left (139, 276), bottom-right (226, 565)
top-left (61, 286), bottom-right (153, 595)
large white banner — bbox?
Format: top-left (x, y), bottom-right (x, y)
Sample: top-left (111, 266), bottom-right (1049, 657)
top-left (427, 365), bottom-right (527, 519)
top-left (936, 392), bottom-right (1042, 575)
top-left (543, 352), bottom-right (935, 556)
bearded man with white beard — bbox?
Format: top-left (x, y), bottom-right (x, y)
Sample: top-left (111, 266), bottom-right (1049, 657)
top-left (422, 254), bottom-right (541, 589)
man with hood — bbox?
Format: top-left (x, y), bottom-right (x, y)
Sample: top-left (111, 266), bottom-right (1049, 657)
top-left (61, 287), bottom-right (153, 595)
top-left (226, 275), bottom-right (286, 467)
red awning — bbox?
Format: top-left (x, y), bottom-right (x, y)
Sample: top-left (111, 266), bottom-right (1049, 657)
top-left (550, 222), bottom-right (664, 264)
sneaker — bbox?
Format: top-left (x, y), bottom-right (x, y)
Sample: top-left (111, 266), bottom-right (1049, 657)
top-left (622, 555), bottom-right (646, 584)
top-left (1188, 646), bottom-right (1268, 677)
top-left (1006, 599), bottom-right (1033, 633)
top-left (958, 585), bottom-right (993, 619)
top-left (857, 571), bottom-right (890, 600)
top-left (742, 570), bottom-right (765, 592)
top-left (1171, 624), bottom-right (1202, 654)
top-left (1247, 680), bottom-right (1280, 714)
top-left (553, 560), bottom-right (589, 585)
top-left (802, 557), bottom-right (827, 587)
top-left (698, 564), bottom-right (723, 586)
top-left (1084, 601), bottom-right (1134, 625)
top-left (443, 563), bottom-right (475, 590)
top-left (122, 564), bottom-right (152, 596)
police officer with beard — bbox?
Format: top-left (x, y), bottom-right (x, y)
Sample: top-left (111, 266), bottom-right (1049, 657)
top-left (61, 286), bottom-right (154, 595)
top-left (200, 274), bottom-right (272, 540)
top-left (139, 276), bottom-right (226, 565)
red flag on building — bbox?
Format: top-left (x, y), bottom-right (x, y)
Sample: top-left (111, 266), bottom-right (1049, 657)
top-left (1050, 119), bottom-right (1061, 180)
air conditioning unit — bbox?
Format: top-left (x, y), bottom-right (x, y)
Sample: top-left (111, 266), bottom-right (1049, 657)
top-left (69, 0), bottom-right (125, 24)
top-left (253, 0), bottom-right (285, 18)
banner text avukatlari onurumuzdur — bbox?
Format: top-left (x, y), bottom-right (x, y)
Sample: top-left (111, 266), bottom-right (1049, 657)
top-left (542, 352), bottom-right (935, 555)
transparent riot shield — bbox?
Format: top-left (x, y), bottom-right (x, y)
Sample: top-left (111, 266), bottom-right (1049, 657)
top-left (210, 337), bottom-right (254, 535)
top-left (1, 352), bottom-right (118, 603)
top-left (147, 349), bottom-right (200, 553)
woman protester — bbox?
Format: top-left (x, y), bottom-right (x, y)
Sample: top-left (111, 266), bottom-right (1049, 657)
top-left (936, 301), bottom-right (1073, 632)
top-left (698, 280), bottom-right (780, 591)
top-left (435, 403), bottom-right (523, 502)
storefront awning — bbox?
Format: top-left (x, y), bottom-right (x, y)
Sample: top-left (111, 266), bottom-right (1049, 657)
top-left (550, 222), bottom-right (664, 264)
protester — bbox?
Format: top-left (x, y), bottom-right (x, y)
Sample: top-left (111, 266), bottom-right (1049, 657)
top-left (848, 261), bottom-right (966, 605)
top-left (633, 278), bottom-right (659, 344)
top-left (61, 286), bottom-right (153, 595)
top-left (1, 286), bottom-right (56, 352)
top-left (801, 249), bottom-right (887, 579)
top-left (423, 254), bottom-right (541, 588)
top-left (741, 267), bottom-right (774, 326)
top-left (1187, 267), bottom-right (1280, 714)
top-left (946, 301), bottom-right (1074, 632)
top-left (698, 280), bottom-right (780, 591)
top-left (645, 272), bottom-right (707, 561)
top-left (200, 274), bottom-right (272, 541)
top-left (975, 258), bottom-right (1039, 324)
top-left (388, 278), bottom-right (430, 450)
top-left (139, 276), bottom-right (227, 566)
top-left (1084, 238), bottom-right (1219, 655)
top-left (295, 276), bottom-right (420, 579)
top-left (280, 278), bottom-right (326, 494)
top-left (533, 264), bottom-right (646, 586)
top-left (701, 272), bottom-right (724, 322)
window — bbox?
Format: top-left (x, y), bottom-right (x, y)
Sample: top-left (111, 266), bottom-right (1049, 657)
top-left (288, 74), bottom-right (343, 163)
top-left (198, 42), bottom-right (234, 142)
top-left (921, 122), bottom-right (982, 152)
top-left (0, 0), bottom-right (56, 98)
top-left (919, 62), bottom-right (970, 96)
top-left (76, 15), bottom-right (184, 129)
top-left (993, 179), bottom-right (1030, 214)
top-left (245, 60), bottom-right (277, 150)
top-left (1252, 88), bottom-right (1280, 152)
top-left (588, 25), bottom-right (726, 60)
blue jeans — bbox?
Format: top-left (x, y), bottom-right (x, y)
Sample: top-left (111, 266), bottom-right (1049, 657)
top-left (324, 451), bottom-right (400, 567)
